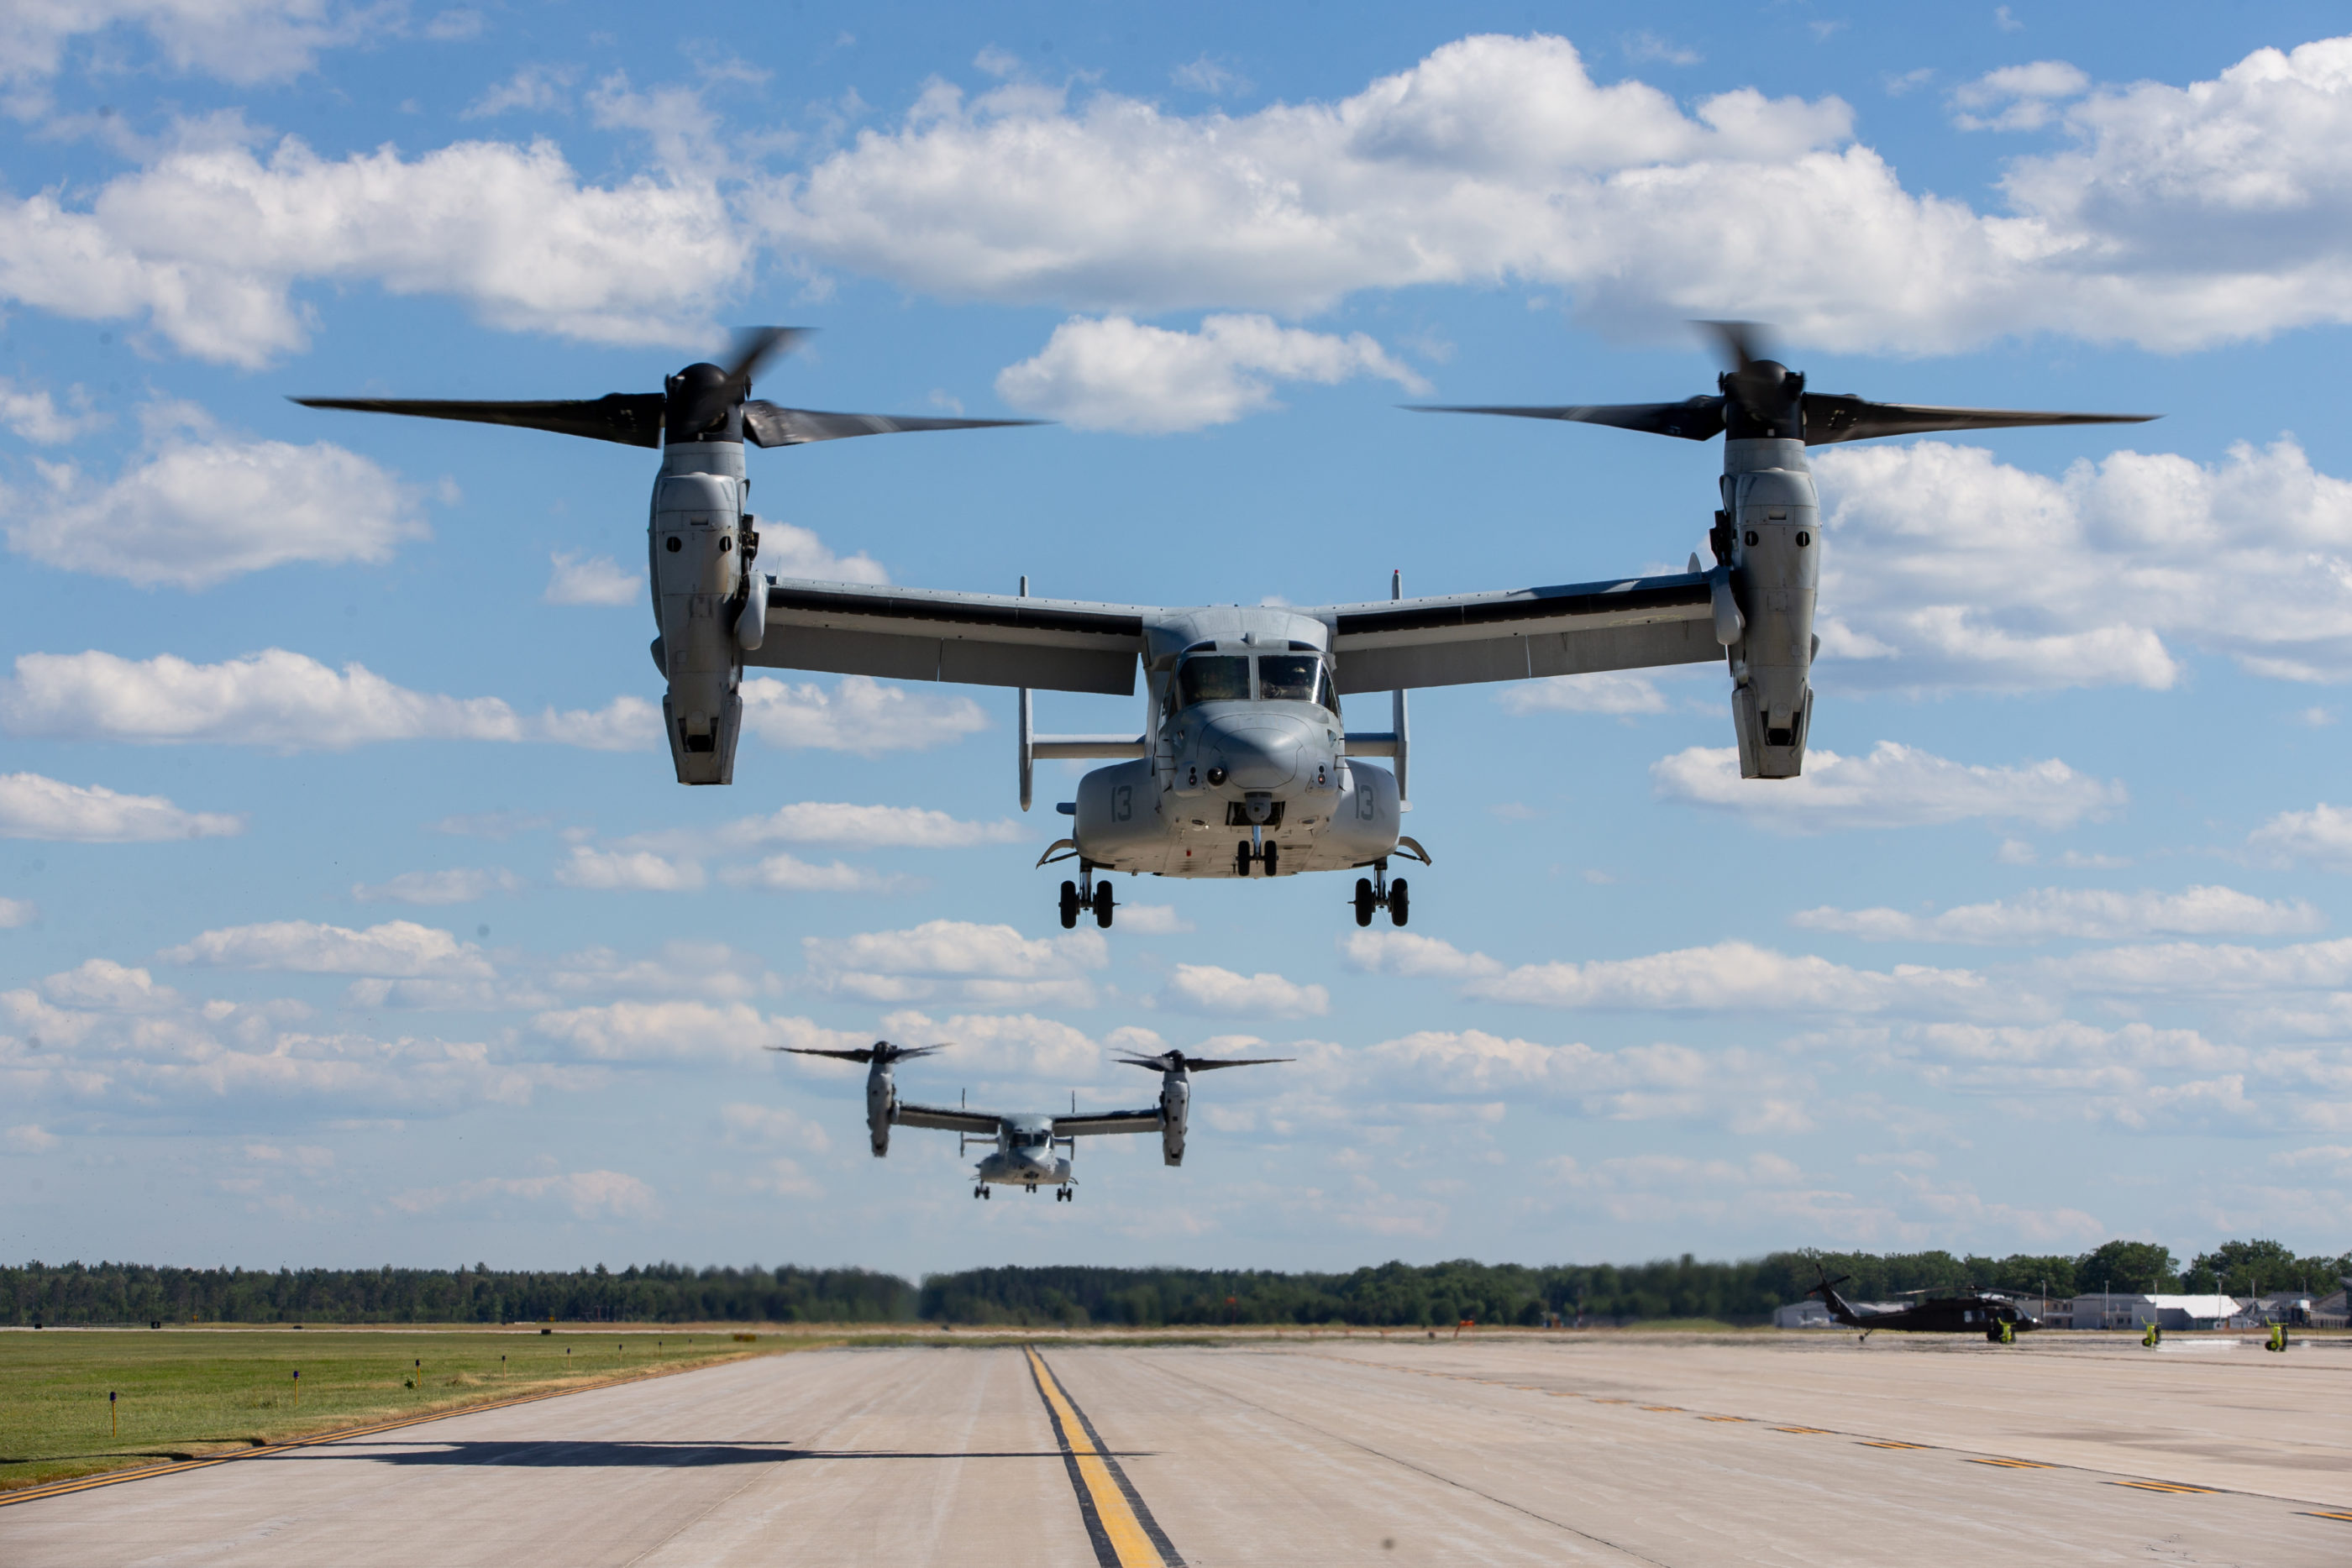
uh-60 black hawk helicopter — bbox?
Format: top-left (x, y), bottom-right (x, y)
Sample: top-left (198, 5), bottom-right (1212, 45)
top-left (1809, 1268), bottom-right (2043, 1343)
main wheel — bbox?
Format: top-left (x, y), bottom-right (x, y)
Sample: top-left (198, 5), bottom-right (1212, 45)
top-left (1093, 880), bottom-right (1115, 928)
top-left (1235, 841), bottom-right (1252, 878)
top-left (1354, 878), bottom-right (1376, 927)
top-left (1389, 878), bottom-right (1410, 926)
top-left (1263, 841), bottom-right (1279, 877)
top-left (1058, 880), bottom-right (1081, 929)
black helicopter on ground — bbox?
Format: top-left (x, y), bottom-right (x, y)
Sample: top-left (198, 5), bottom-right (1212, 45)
top-left (1809, 1269), bottom-right (2041, 1343)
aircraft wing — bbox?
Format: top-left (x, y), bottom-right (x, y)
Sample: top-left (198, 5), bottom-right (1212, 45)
top-left (893, 1101), bottom-right (1002, 1135)
top-left (1053, 1109), bottom-right (1163, 1138)
top-left (750, 579), bottom-right (1147, 696)
top-left (1311, 571), bottom-right (1717, 694)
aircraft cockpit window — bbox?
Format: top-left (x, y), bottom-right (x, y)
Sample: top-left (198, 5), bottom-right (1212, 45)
top-left (1015, 1130), bottom-right (1050, 1148)
top-left (1315, 664), bottom-right (1340, 718)
top-left (1178, 655), bottom-right (1252, 706)
top-left (1257, 655), bottom-right (1320, 702)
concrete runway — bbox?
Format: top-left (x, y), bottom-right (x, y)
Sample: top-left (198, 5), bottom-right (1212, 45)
top-left (5, 1333), bottom-right (2349, 1565)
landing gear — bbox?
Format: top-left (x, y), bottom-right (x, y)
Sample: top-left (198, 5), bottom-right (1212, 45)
top-left (1061, 863), bottom-right (1114, 929)
top-left (1351, 859), bottom-right (1410, 927)
top-left (1236, 837), bottom-right (1279, 877)
top-left (974, 1185), bottom-right (991, 1200)
top-left (1055, 1187), bottom-right (1074, 1203)
top-left (1025, 1183), bottom-right (1037, 1193)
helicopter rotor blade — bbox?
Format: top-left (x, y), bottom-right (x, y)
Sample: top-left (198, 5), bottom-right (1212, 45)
top-left (1800, 394), bottom-right (2157, 445)
top-left (1404, 399), bottom-right (1725, 442)
top-left (288, 393), bottom-right (666, 448)
top-left (742, 402), bottom-right (1049, 448)
top-left (1696, 318), bottom-right (1769, 375)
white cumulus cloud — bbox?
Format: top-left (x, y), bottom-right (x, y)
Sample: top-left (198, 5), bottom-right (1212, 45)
top-left (1651, 742), bottom-right (2125, 832)
top-left (0, 771), bottom-right (243, 841)
top-left (1155, 963), bottom-right (1330, 1018)
top-left (0, 649), bottom-right (669, 752)
top-left (995, 314), bottom-right (1427, 433)
top-left (1497, 671), bottom-right (1672, 715)
top-left (1812, 438), bottom-right (2352, 691)
top-left (739, 675), bottom-right (988, 754)
top-left (543, 552), bottom-right (640, 606)
top-left (801, 919), bottom-right (1106, 1008)
top-left (0, 0), bottom-right (381, 86)
top-left (0, 379), bottom-right (107, 443)
top-left (351, 868), bottom-right (521, 905)
top-left (2248, 803), bottom-right (2352, 870)
top-left (4, 417), bottom-right (429, 589)
top-left (0, 897), bottom-right (34, 928)
top-left (533, 1000), bottom-right (859, 1062)
top-left (765, 32), bottom-right (2352, 353)
top-left (160, 919), bottom-right (493, 978)
top-left (1793, 886), bottom-right (2323, 945)
top-left (0, 133), bottom-right (746, 364)
top-left (720, 852), bottom-right (904, 893)
top-left (552, 847), bottom-right (705, 892)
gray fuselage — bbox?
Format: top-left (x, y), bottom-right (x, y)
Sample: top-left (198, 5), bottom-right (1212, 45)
top-left (1067, 608), bottom-right (1402, 878)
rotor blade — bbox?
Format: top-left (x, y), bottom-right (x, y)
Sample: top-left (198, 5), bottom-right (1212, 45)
top-left (722, 326), bottom-right (811, 394)
top-left (1402, 398), bottom-right (1725, 442)
top-left (772, 1046), bottom-right (880, 1061)
top-left (291, 393), bottom-right (667, 448)
top-left (1802, 394), bottom-right (2159, 446)
top-left (1117, 1053), bottom-right (1179, 1071)
top-left (1184, 1057), bottom-right (1294, 1070)
top-left (1695, 319), bottom-right (1769, 373)
top-left (743, 402), bottom-right (1048, 448)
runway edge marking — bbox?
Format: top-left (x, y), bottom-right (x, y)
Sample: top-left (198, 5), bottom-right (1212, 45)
top-left (0, 1359), bottom-right (735, 1509)
top-left (1024, 1346), bottom-right (1183, 1568)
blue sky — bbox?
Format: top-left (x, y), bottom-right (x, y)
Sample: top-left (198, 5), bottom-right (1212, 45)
top-left (3, 2), bottom-right (2351, 1278)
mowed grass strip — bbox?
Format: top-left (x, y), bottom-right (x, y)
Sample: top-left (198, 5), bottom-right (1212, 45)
top-left (0, 1327), bottom-right (788, 1494)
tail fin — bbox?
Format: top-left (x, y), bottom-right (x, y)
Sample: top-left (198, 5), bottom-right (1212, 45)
top-left (1807, 1264), bottom-right (1862, 1327)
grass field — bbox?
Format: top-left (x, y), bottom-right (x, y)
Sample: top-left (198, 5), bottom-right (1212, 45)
top-left (0, 1326), bottom-right (802, 1494)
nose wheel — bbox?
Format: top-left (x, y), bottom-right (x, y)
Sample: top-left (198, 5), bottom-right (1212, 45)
top-left (1352, 859), bottom-right (1409, 926)
top-left (1059, 863), bottom-right (1116, 929)
top-left (1236, 834), bottom-right (1279, 877)
top-left (974, 1185), bottom-right (991, 1199)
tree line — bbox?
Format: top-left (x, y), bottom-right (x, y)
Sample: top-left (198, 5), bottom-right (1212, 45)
top-left (6, 1239), bottom-right (2344, 1329)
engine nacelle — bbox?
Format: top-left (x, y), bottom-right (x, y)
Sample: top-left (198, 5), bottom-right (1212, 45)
top-left (1159, 1068), bottom-right (1190, 1167)
top-left (865, 1057), bottom-right (895, 1157)
top-left (1720, 444), bottom-right (1819, 779)
top-left (649, 461), bottom-right (747, 785)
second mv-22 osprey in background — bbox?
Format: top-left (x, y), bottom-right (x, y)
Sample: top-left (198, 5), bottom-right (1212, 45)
top-left (299, 323), bottom-right (2151, 928)
top-left (772, 1040), bottom-right (1286, 1200)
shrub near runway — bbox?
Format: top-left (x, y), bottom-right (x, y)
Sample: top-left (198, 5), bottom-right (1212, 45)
top-left (0, 1328), bottom-right (780, 1495)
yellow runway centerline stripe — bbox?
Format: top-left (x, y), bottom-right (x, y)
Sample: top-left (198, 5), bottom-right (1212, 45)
top-left (1024, 1347), bottom-right (1181, 1568)
top-left (1860, 1440), bottom-right (1927, 1450)
top-left (1969, 1457), bottom-right (2051, 1470)
top-left (2301, 1510), bottom-right (2352, 1522)
top-left (2113, 1481), bottom-right (2216, 1495)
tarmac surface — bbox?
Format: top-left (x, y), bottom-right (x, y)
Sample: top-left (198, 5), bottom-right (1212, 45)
top-left (5, 1331), bottom-right (2349, 1566)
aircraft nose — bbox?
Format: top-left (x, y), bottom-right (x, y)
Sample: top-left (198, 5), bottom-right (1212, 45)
top-left (1200, 714), bottom-right (1311, 789)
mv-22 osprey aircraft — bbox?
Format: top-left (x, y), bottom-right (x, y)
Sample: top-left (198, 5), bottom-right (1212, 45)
top-left (770, 1040), bottom-right (1286, 1199)
top-left (300, 324), bottom-right (2150, 930)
